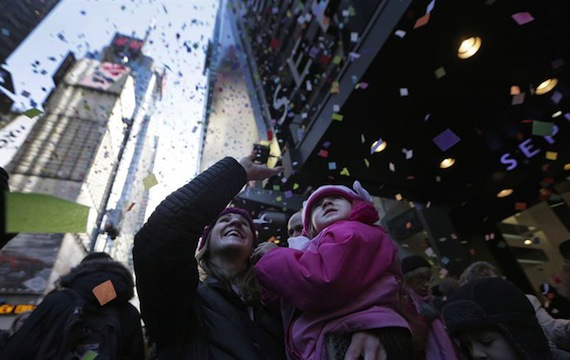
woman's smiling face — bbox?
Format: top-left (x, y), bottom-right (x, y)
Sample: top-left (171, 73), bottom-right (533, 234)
top-left (208, 212), bottom-right (254, 257)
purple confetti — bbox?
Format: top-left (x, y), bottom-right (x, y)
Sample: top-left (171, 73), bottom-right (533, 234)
top-left (433, 129), bottom-right (461, 151)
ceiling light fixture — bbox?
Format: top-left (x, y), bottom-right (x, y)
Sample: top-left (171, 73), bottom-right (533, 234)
top-left (535, 78), bottom-right (558, 95)
top-left (496, 188), bottom-right (513, 198)
top-left (564, 163), bottom-right (570, 171)
top-left (457, 36), bottom-right (482, 59)
top-left (371, 140), bottom-right (387, 153)
top-left (524, 239), bottom-right (533, 246)
top-left (439, 158), bottom-right (455, 169)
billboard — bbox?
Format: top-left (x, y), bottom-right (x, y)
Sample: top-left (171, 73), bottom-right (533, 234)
top-left (77, 62), bottom-right (129, 91)
top-left (0, 233), bottom-right (64, 294)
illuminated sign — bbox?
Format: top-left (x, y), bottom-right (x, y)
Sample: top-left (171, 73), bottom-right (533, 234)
top-left (0, 303), bottom-right (37, 315)
top-left (273, 84), bottom-right (289, 126)
top-left (78, 62), bottom-right (129, 91)
top-left (500, 125), bottom-right (560, 171)
top-left (111, 34), bottom-right (144, 60)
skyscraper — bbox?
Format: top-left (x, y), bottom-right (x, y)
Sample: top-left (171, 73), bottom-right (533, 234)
top-left (0, 33), bottom-right (162, 327)
top-left (92, 33), bottom-right (165, 264)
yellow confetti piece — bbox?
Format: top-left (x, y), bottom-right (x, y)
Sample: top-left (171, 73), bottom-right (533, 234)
top-left (332, 55), bottom-right (343, 65)
top-left (143, 173), bottom-right (159, 189)
top-left (332, 113), bottom-right (344, 121)
top-left (293, 183), bottom-right (300, 190)
top-left (545, 151), bottom-right (558, 160)
top-left (81, 351), bottom-right (99, 360)
top-left (331, 81), bottom-right (340, 94)
top-left (22, 108), bottom-right (43, 118)
top-left (275, 196), bottom-right (283, 202)
top-left (340, 167), bottom-right (350, 176)
top-left (364, 158), bottom-right (370, 167)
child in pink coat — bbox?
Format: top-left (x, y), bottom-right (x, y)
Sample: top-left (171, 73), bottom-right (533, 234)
top-left (254, 181), bottom-right (412, 359)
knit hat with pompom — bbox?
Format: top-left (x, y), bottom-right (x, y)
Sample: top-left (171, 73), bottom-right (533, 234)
top-left (302, 180), bottom-right (379, 237)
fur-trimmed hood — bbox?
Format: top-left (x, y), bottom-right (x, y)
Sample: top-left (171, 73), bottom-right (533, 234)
top-left (57, 258), bottom-right (135, 305)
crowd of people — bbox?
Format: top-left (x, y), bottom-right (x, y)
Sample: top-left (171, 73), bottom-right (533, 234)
top-left (1, 154), bottom-right (570, 359)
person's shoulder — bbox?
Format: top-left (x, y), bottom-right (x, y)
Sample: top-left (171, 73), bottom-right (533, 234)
top-left (525, 294), bottom-right (542, 310)
top-left (120, 302), bottom-right (141, 316)
top-left (41, 288), bottom-right (79, 305)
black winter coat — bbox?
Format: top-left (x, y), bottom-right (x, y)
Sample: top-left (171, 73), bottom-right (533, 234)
top-left (0, 259), bottom-right (146, 359)
top-left (133, 157), bottom-right (285, 360)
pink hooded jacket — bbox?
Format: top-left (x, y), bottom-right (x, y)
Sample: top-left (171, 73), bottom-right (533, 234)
top-left (255, 196), bottom-right (409, 359)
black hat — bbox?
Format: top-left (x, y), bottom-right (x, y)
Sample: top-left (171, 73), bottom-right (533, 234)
top-left (80, 252), bottom-right (113, 264)
top-left (401, 255), bottom-right (431, 275)
top-left (442, 277), bottom-right (551, 360)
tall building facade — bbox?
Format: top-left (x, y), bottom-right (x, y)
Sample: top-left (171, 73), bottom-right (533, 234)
top-left (92, 34), bottom-right (164, 265)
top-left (200, 0), bottom-right (308, 242)
top-left (199, 1), bottom-right (265, 173)
top-left (0, 34), bottom-right (162, 327)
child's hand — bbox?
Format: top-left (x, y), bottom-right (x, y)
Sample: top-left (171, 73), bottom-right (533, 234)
top-left (344, 331), bottom-right (386, 360)
top-left (250, 241), bottom-right (278, 264)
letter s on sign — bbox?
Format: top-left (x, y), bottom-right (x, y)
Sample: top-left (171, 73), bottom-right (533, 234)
top-left (500, 153), bottom-right (518, 171)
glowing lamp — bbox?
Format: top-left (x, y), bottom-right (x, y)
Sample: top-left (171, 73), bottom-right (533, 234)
top-left (439, 158), bottom-right (455, 169)
top-left (457, 36), bottom-right (482, 59)
top-left (496, 188), bottom-right (513, 198)
top-left (535, 78), bottom-right (558, 95)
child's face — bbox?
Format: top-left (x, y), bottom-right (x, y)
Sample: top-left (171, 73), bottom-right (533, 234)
top-left (310, 195), bottom-right (352, 235)
top-left (460, 329), bottom-right (520, 360)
